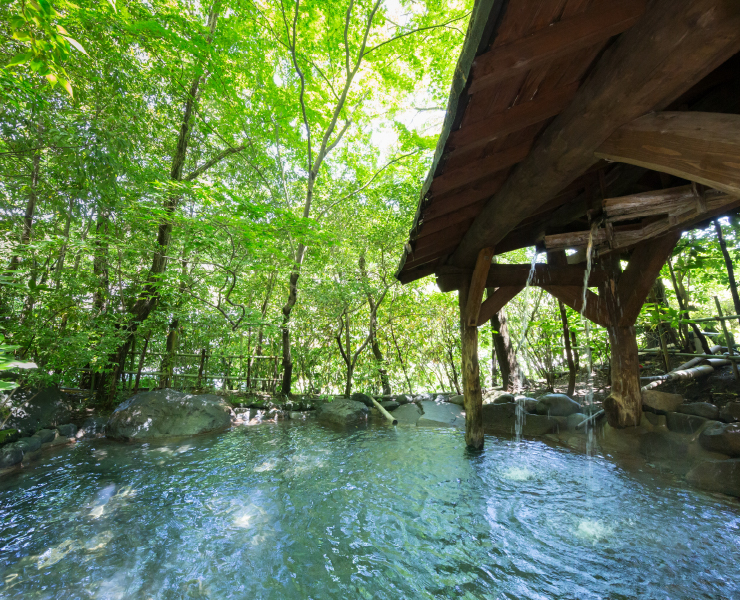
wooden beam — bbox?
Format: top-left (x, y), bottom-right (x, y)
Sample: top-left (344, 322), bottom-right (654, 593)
top-left (401, 242), bottom-right (458, 271)
top-left (541, 285), bottom-right (611, 327)
top-left (469, 0), bottom-right (645, 94)
top-left (397, 264), bottom-right (437, 285)
top-left (458, 282), bottom-right (484, 449)
top-left (429, 141), bottom-right (532, 197)
top-left (603, 185), bottom-right (701, 220)
top-left (422, 171), bottom-right (509, 221)
top-left (450, 0), bottom-right (740, 268)
top-left (595, 112), bottom-right (740, 196)
top-left (413, 219), bottom-right (471, 254)
top-left (436, 263), bottom-right (608, 292)
top-left (417, 200), bottom-right (485, 239)
top-left (447, 83), bottom-right (579, 155)
top-left (616, 231), bottom-right (680, 326)
top-left (465, 247), bottom-right (494, 327)
top-left (477, 285), bottom-right (524, 326)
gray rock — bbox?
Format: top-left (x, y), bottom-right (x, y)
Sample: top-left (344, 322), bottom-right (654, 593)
top-left (639, 431), bottom-right (689, 461)
top-left (566, 413), bottom-right (588, 431)
top-left (106, 389), bottom-right (232, 441)
top-left (699, 422), bottom-right (740, 457)
top-left (687, 459), bottom-right (740, 497)
top-left (0, 446), bottom-right (23, 468)
top-left (394, 394), bottom-right (413, 405)
top-left (393, 403), bottom-right (423, 425)
top-left (449, 394), bottom-right (465, 406)
top-left (4, 387), bottom-right (73, 436)
top-left (665, 412), bottom-right (708, 434)
top-left (316, 397), bottom-right (369, 426)
top-left (380, 401), bottom-right (400, 411)
top-left (523, 398), bottom-right (538, 414)
top-left (350, 393), bottom-right (374, 407)
top-left (32, 429), bottom-right (56, 444)
top-left (78, 417), bottom-right (107, 439)
top-left (641, 390), bottom-right (684, 414)
top-left (676, 402), bottom-right (719, 420)
top-left (643, 412), bottom-right (667, 428)
top-left (481, 403), bottom-right (557, 436)
top-left (414, 394), bottom-right (433, 402)
top-left (493, 394), bottom-right (516, 404)
top-left (417, 401), bottom-right (464, 428)
top-left (719, 402), bottom-right (740, 423)
top-left (536, 393), bottom-right (581, 417)
top-left (0, 429), bottom-right (20, 446)
top-left (433, 394), bottom-right (449, 403)
top-left (57, 423), bottom-right (77, 438)
top-left (12, 436), bottom-right (42, 453)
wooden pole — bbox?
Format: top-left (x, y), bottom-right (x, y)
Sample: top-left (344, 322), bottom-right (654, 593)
top-left (714, 296), bottom-right (739, 381)
top-left (458, 282), bottom-right (484, 449)
top-left (371, 398), bottom-right (397, 425)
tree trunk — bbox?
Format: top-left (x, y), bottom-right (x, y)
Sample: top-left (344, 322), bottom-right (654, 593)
top-left (491, 309), bottom-right (518, 391)
top-left (9, 132), bottom-right (41, 271)
top-left (389, 317), bottom-right (413, 394)
top-left (714, 219), bottom-right (740, 322)
top-left (92, 211), bottom-right (109, 313)
top-left (458, 283), bottom-right (483, 449)
top-left (447, 347), bottom-right (461, 395)
top-left (558, 300), bottom-right (576, 397)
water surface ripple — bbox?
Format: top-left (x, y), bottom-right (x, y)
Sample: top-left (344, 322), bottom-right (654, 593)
top-left (1, 422), bottom-right (739, 599)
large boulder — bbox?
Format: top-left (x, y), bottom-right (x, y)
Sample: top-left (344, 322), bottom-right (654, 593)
top-left (316, 397), bottom-right (369, 426)
top-left (641, 390), bottom-right (683, 414)
top-left (449, 394), bottom-right (465, 406)
top-left (0, 445), bottom-right (23, 469)
top-left (699, 422), bottom-right (740, 457)
top-left (106, 389), bottom-right (233, 441)
top-left (350, 393), bottom-right (374, 407)
top-left (493, 394), bottom-right (516, 405)
top-left (417, 401), bottom-right (464, 428)
top-left (676, 402), bottom-right (719, 420)
top-left (535, 393), bottom-right (581, 417)
top-left (12, 436), bottom-right (42, 453)
top-left (4, 387), bottom-right (73, 436)
top-left (719, 402), bottom-right (740, 423)
top-left (687, 459), bottom-right (740, 497)
top-left (78, 417), bottom-right (107, 439)
top-left (393, 403), bottom-right (423, 425)
top-left (665, 412), bottom-right (708, 434)
top-left (482, 403), bottom-right (557, 436)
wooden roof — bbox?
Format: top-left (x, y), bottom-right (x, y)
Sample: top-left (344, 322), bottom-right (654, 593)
top-left (396, 0), bottom-right (740, 285)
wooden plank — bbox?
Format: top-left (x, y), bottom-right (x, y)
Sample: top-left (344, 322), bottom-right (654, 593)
top-left (422, 171), bottom-right (509, 221)
top-left (450, 0), bottom-right (740, 269)
top-left (541, 284), bottom-right (610, 327)
top-left (448, 83), bottom-right (579, 155)
top-left (417, 200), bottom-right (485, 239)
top-left (603, 185), bottom-right (700, 220)
top-left (466, 247), bottom-right (494, 326)
top-left (477, 285), bottom-right (524, 326)
top-left (595, 112), bottom-right (740, 196)
top-left (616, 231), bottom-right (680, 326)
top-left (413, 218), bottom-right (471, 253)
top-left (436, 263), bottom-right (608, 291)
top-left (429, 141), bottom-right (532, 197)
top-left (397, 264), bottom-right (437, 285)
top-left (469, 0), bottom-right (646, 94)
top-left (402, 242), bottom-right (459, 271)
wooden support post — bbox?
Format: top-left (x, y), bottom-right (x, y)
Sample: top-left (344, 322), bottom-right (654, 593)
top-left (465, 247), bottom-right (493, 327)
top-left (477, 285), bottom-right (524, 326)
top-left (458, 282), bottom-right (484, 449)
top-left (715, 296), bottom-right (740, 381)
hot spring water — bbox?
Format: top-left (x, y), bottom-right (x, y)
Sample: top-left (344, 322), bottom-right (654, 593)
top-left (2, 421), bottom-right (739, 599)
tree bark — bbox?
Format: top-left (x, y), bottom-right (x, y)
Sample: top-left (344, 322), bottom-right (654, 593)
top-left (714, 219), bottom-right (740, 321)
top-left (491, 309), bottom-right (518, 391)
top-left (92, 211), bottom-right (109, 313)
top-left (458, 283), bottom-right (483, 449)
top-left (558, 300), bottom-right (576, 397)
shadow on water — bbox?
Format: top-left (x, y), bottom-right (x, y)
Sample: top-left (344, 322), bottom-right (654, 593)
top-left (1, 421), bottom-right (739, 599)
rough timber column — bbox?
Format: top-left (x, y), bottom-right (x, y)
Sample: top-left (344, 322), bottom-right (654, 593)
top-left (458, 282), bottom-right (484, 449)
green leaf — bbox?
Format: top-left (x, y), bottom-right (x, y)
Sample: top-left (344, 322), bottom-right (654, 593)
top-left (6, 52), bottom-right (33, 67)
top-left (63, 36), bottom-right (87, 55)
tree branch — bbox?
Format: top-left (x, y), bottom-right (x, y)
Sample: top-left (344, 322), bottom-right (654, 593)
top-left (184, 144), bottom-right (247, 181)
top-left (363, 12), bottom-right (470, 58)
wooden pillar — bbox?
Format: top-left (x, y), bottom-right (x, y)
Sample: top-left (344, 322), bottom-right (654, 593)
top-left (458, 283), bottom-right (484, 449)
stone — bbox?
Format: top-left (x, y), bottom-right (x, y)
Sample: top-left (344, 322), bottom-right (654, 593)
top-left (535, 393), bottom-right (581, 417)
top-left (566, 413), bottom-right (588, 431)
top-left (78, 417), bottom-right (107, 439)
top-left (449, 394), bottom-right (465, 406)
top-left (699, 422), bottom-right (740, 457)
top-left (417, 401), bottom-right (464, 428)
top-left (414, 394), bottom-right (433, 402)
top-left (4, 386), bottom-right (73, 436)
top-left (0, 429), bottom-right (20, 445)
top-left (523, 398), bottom-right (538, 414)
top-left (0, 445), bottom-right (23, 469)
top-left (719, 402), bottom-right (740, 423)
top-left (57, 423), bottom-right (77, 438)
top-left (32, 429), bottom-right (57, 444)
top-left (687, 459), bottom-right (740, 497)
top-left (641, 390), bottom-right (684, 414)
top-left (676, 402), bottom-right (720, 420)
top-left (394, 394), bottom-right (413, 405)
top-left (639, 431), bottom-right (690, 461)
top-left (106, 389), bottom-right (233, 441)
top-left (12, 436), bottom-right (42, 453)
top-left (392, 403), bottom-right (422, 425)
top-left (380, 401), bottom-right (400, 411)
top-left (316, 397), bottom-right (369, 427)
top-left (350, 393), bottom-right (374, 407)
top-left (665, 412), bottom-right (708, 434)
top-left (481, 403), bottom-right (557, 436)
top-left (493, 394), bottom-right (516, 404)
top-left (643, 412), bottom-right (667, 428)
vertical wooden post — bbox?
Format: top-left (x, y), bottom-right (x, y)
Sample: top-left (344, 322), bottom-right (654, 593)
top-left (458, 282), bottom-right (484, 449)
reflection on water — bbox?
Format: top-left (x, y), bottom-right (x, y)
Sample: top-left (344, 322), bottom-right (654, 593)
top-left (1, 423), bottom-right (739, 599)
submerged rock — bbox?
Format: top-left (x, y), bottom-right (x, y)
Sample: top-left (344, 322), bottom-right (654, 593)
top-left (32, 429), bottom-right (56, 444)
top-left (641, 390), bottom-right (683, 414)
top-left (78, 417), bottom-right (107, 439)
top-left (719, 402), bottom-right (740, 423)
top-left (350, 393), bottom-right (374, 407)
top-left (535, 394), bottom-right (581, 417)
top-left (677, 402), bottom-right (719, 420)
top-left (566, 413), bottom-right (588, 431)
top-left (417, 401), bottom-right (464, 428)
top-left (106, 389), bottom-right (232, 441)
top-left (481, 403), bottom-right (557, 436)
top-left (393, 403), bottom-right (423, 425)
top-left (687, 459), bottom-right (740, 497)
top-left (665, 412), bottom-right (708, 434)
top-left (316, 397), bottom-right (369, 426)
top-left (4, 387), bottom-right (73, 436)
top-left (12, 436), bottom-right (42, 453)
top-left (699, 422), bottom-right (740, 457)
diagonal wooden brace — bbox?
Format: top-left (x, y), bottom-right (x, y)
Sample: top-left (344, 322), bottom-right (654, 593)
top-left (465, 247), bottom-right (494, 327)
